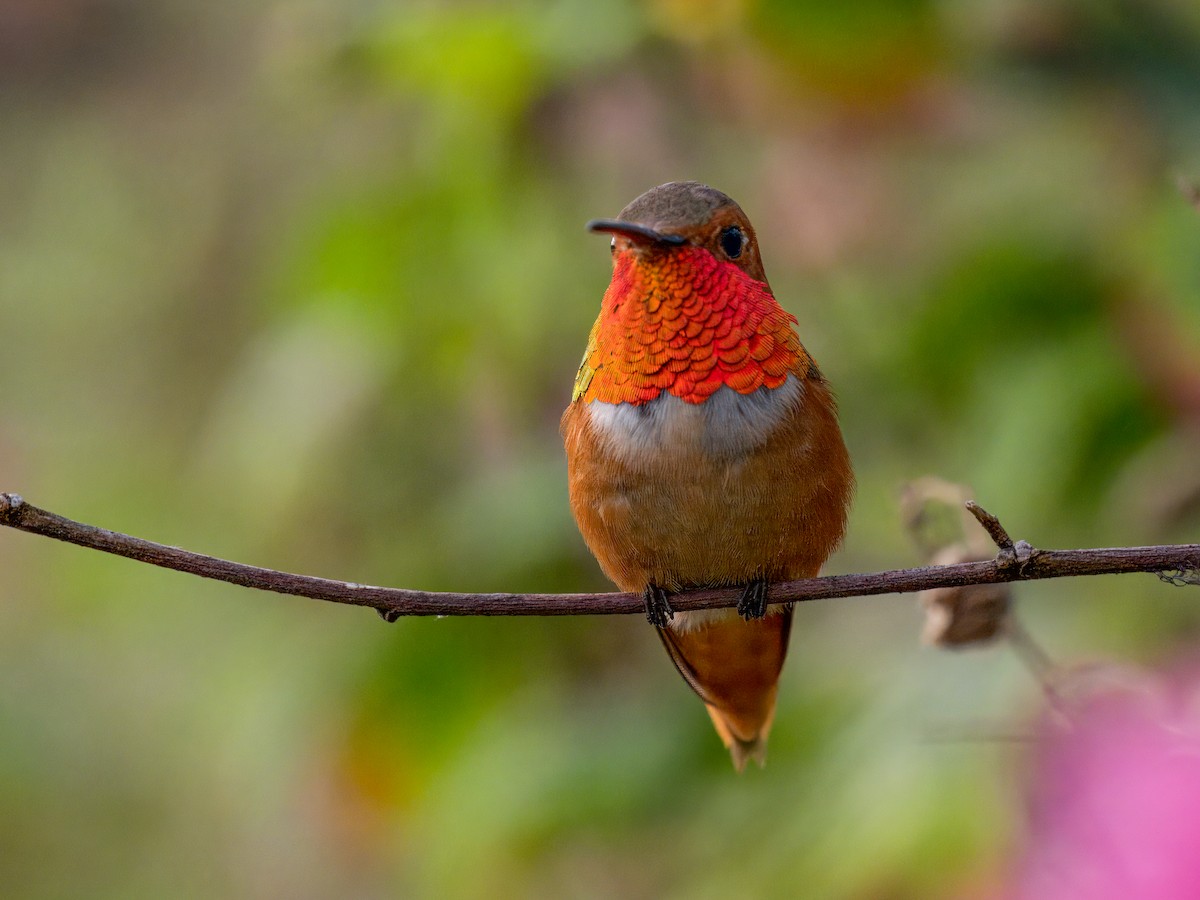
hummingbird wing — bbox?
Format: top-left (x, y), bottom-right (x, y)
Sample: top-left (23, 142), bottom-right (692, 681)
top-left (571, 319), bottom-right (601, 403)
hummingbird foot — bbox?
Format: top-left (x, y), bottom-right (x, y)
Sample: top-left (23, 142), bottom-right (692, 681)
top-left (377, 608), bottom-right (402, 623)
top-left (643, 583), bottom-right (675, 627)
top-left (737, 579), bottom-right (770, 620)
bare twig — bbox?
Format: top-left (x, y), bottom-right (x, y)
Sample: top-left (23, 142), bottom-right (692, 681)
top-left (1, 492), bottom-right (1198, 618)
top-left (1005, 615), bottom-right (1073, 724)
top-left (966, 500), bottom-right (1015, 554)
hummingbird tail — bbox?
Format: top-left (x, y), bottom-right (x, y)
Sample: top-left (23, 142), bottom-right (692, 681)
top-left (706, 705), bottom-right (770, 771)
top-left (657, 607), bottom-right (793, 771)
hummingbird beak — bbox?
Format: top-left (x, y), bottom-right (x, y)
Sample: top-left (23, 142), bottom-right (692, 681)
top-left (586, 219), bottom-right (687, 247)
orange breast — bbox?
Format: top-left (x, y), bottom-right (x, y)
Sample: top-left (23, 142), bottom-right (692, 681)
top-left (561, 364), bottom-right (851, 594)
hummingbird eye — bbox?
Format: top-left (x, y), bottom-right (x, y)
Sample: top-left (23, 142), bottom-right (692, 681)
top-left (719, 226), bottom-right (744, 259)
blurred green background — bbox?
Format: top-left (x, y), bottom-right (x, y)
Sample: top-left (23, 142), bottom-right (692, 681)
top-left (2, 0), bottom-right (1199, 896)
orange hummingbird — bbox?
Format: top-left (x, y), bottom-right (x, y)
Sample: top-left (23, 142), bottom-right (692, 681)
top-left (561, 182), bottom-right (854, 770)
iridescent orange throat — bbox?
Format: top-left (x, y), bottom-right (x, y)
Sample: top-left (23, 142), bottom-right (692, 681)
top-left (573, 245), bottom-right (807, 405)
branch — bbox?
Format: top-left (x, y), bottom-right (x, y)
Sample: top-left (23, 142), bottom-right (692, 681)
top-left (965, 500), bottom-right (1015, 554)
top-left (1, 492), bottom-right (1198, 618)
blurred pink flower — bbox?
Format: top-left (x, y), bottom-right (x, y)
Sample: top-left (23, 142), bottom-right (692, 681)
top-left (1016, 670), bottom-right (1200, 899)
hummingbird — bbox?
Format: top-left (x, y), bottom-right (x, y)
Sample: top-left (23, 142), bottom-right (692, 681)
top-left (561, 182), bottom-right (853, 770)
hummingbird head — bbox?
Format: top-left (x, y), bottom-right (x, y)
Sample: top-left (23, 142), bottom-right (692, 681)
top-left (586, 181), bottom-right (768, 284)
top-left (573, 182), bottom-right (806, 406)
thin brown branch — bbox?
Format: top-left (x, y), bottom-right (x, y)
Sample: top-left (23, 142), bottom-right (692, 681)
top-left (2, 492), bottom-right (1198, 618)
top-left (966, 500), bottom-right (1015, 553)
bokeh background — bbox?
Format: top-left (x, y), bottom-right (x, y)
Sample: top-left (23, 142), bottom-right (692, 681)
top-left (2, 0), bottom-right (1199, 896)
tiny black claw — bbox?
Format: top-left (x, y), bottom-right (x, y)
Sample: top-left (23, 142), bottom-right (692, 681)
top-left (642, 583), bottom-right (674, 627)
top-left (377, 607), bottom-right (402, 623)
top-left (737, 579), bottom-right (770, 620)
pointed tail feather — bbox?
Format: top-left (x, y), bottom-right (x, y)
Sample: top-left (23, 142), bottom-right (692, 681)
top-left (658, 606), bottom-right (793, 770)
top-left (706, 704), bottom-right (771, 771)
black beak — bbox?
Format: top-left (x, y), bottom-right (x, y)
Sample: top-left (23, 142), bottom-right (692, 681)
top-left (586, 219), bottom-right (686, 246)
